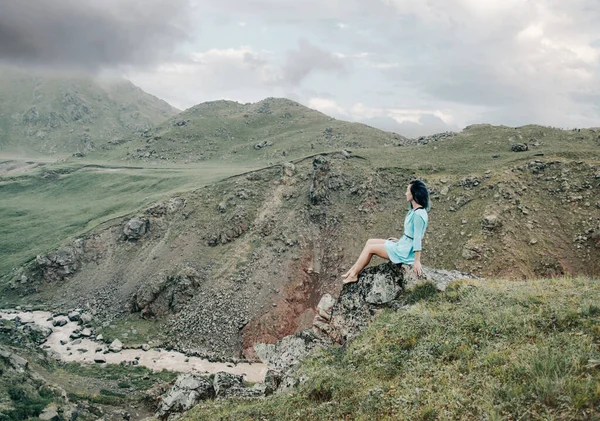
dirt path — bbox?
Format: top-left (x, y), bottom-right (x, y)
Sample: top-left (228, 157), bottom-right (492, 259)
top-left (0, 310), bottom-right (267, 383)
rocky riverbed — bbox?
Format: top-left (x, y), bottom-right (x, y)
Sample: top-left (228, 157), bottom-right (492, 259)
top-left (0, 310), bottom-right (267, 383)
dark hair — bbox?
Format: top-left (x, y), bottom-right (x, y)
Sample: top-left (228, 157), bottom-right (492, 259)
top-left (410, 180), bottom-right (430, 211)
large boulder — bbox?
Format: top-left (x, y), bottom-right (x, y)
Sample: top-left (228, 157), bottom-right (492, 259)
top-left (156, 374), bottom-right (215, 420)
top-left (123, 218), bottom-right (149, 240)
top-left (109, 339), bottom-right (123, 352)
top-left (35, 240), bottom-right (84, 282)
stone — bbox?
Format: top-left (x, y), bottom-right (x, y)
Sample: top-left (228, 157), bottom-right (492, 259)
top-left (217, 201), bottom-right (227, 213)
top-left (96, 334), bottom-right (103, 341)
top-left (282, 162), bottom-right (296, 177)
top-left (511, 143), bottom-right (528, 152)
top-left (109, 339), bottom-right (123, 352)
top-left (366, 272), bottom-right (402, 305)
top-left (440, 186), bottom-right (449, 196)
top-left (68, 311), bottom-right (81, 322)
top-left (94, 354), bottom-right (107, 363)
top-left (9, 353), bottom-right (28, 368)
top-left (316, 294), bottom-right (335, 320)
top-left (52, 317), bottom-right (68, 327)
top-left (142, 344), bottom-right (150, 351)
top-left (80, 328), bottom-right (92, 337)
top-left (482, 214), bottom-right (501, 231)
top-left (213, 372), bottom-right (244, 398)
top-left (123, 218), bottom-right (149, 240)
top-left (80, 313), bottom-right (93, 324)
top-left (39, 405), bottom-right (60, 421)
top-left (156, 374), bottom-right (214, 420)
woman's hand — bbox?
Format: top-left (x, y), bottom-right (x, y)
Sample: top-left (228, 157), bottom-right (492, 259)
top-left (413, 261), bottom-right (423, 277)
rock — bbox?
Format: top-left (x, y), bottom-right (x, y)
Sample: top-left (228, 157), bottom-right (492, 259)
top-left (71, 339), bottom-right (82, 345)
top-left (156, 374), bottom-right (215, 419)
top-left (366, 272), bottom-right (402, 304)
top-left (123, 218), bottom-right (149, 240)
top-left (94, 354), bottom-right (107, 363)
top-left (109, 339), bottom-right (123, 352)
top-left (80, 328), bottom-right (92, 337)
top-left (9, 353), bottom-right (28, 368)
top-left (52, 317), bottom-right (68, 327)
top-left (142, 343), bottom-right (150, 351)
top-left (217, 201), bottom-right (227, 213)
top-left (39, 405), bottom-right (60, 421)
top-left (35, 243), bottom-right (84, 282)
top-left (316, 294), bottom-right (335, 320)
top-left (482, 214), bottom-right (501, 231)
top-left (68, 311), bottom-right (81, 322)
top-left (80, 313), bottom-right (92, 324)
top-left (213, 372), bottom-right (244, 398)
top-left (511, 143), bottom-right (528, 152)
top-left (530, 238), bottom-right (538, 245)
top-left (96, 334), bottom-right (103, 342)
top-left (440, 186), bottom-right (449, 196)
top-left (282, 162), bottom-right (296, 177)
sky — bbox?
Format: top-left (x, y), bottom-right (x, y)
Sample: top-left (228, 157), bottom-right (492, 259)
top-left (1, 0), bottom-right (599, 137)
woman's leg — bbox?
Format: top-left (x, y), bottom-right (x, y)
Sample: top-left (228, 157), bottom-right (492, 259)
top-left (342, 239), bottom-right (389, 284)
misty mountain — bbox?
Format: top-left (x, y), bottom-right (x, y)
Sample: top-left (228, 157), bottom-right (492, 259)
top-left (0, 67), bottom-right (179, 156)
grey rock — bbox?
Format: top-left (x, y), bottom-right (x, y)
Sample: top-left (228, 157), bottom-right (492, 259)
top-left (68, 311), bottom-right (81, 322)
top-left (38, 405), bottom-right (60, 421)
top-left (80, 313), bottom-right (93, 324)
top-left (142, 343), bottom-right (150, 351)
top-left (123, 218), bottom-right (149, 240)
top-left (96, 334), bottom-right (103, 341)
top-left (52, 317), bottom-right (69, 327)
top-left (213, 372), bottom-right (244, 398)
top-left (482, 214), bottom-right (501, 230)
top-left (366, 272), bottom-right (402, 304)
top-left (511, 143), bottom-right (529, 152)
top-left (109, 339), bottom-right (123, 352)
top-left (156, 374), bottom-right (214, 419)
top-left (80, 328), bottom-right (92, 337)
top-left (282, 162), bottom-right (296, 177)
top-left (94, 354), bottom-right (106, 363)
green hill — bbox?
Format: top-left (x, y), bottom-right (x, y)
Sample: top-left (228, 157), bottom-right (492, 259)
top-left (90, 97), bottom-right (407, 165)
top-left (0, 67), bottom-right (179, 156)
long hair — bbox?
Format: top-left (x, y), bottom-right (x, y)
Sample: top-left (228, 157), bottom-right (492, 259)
top-left (410, 180), bottom-right (430, 211)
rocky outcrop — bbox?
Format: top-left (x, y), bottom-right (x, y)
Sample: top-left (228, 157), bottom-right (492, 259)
top-left (123, 217), bottom-right (149, 240)
top-left (156, 371), bottom-right (268, 420)
top-left (131, 266), bottom-right (205, 317)
top-left (255, 262), bottom-right (475, 391)
top-left (35, 239), bottom-right (85, 282)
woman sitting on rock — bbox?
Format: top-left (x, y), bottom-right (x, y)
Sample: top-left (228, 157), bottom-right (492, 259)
top-left (342, 180), bottom-right (430, 284)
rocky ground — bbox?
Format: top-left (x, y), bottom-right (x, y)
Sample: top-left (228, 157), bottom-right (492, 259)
top-left (3, 147), bottom-right (599, 365)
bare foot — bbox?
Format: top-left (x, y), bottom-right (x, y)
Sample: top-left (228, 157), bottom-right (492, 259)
top-left (343, 274), bottom-right (358, 284)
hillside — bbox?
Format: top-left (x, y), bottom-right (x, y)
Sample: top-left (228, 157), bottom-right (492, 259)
top-left (0, 67), bottom-right (179, 156)
top-left (2, 122), bottom-right (599, 364)
top-left (184, 276), bottom-right (600, 420)
top-left (89, 97), bottom-right (407, 164)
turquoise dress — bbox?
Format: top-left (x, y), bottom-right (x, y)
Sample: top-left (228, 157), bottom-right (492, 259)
top-left (384, 207), bottom-right (428, 265)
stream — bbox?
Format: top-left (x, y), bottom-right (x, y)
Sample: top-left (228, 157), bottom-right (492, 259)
top-left (0, 310), bottom-right (267, 383)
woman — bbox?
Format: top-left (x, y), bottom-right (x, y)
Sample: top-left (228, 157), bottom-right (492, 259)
top-left (341, 180), bottom-right (430, 284)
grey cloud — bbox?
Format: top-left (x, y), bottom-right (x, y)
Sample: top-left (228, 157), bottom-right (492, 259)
top-left (280, 40), bottom-right (347, 85)
top-left (0, 0), bottom-right (193, 71)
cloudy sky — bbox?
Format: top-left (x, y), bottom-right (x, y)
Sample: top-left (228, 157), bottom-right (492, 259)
top-left (1, 0), bottom-right (599, 136)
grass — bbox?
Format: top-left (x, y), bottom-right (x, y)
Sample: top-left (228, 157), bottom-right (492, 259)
top-left (0, 159), bottom-right (258, 277)
top-left (184, 276), bottom-right (600, 420)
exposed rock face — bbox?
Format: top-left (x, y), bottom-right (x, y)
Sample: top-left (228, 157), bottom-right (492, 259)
top-left (35, 241), bottom-right (84, 282)
top-left (309, 156), bottom-right (330, 204)
top-left (257, 262), bottom-right (475, 392)
top-left (131, 266), bottom-right (205, 317)
top-left (123, 218), bottom-right (149, 240)
top-left (156, 371), bottom-right (267, 419)
top-left (156, 374), bottom-right (214, 420)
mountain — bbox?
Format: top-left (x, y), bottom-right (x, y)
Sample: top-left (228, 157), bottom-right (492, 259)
top-left (90, 97), bottom-right (408, 164)
top-left (0, 67), bottom-right (179, 156)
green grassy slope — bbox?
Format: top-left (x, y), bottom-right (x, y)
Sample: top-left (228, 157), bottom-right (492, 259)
top-left (0, 160), bottom-right (257, 276)
top-left (185, 276), bottom-right (600, 420)
top-left (0, 67), bottom-right (179, 156)
top-left (90, 97), bottom-right (406, 165)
